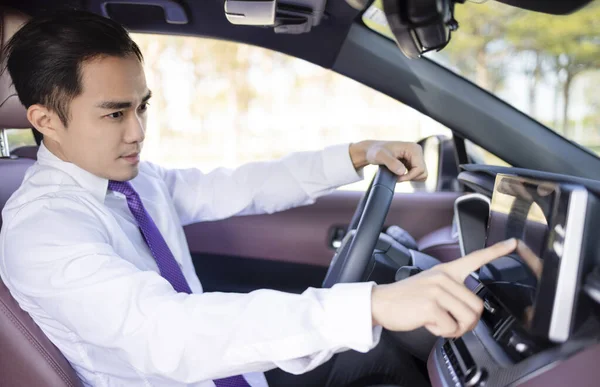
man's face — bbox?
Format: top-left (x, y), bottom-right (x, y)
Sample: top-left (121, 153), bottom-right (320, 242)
top-left (50, 55), bottom-right (150, 181)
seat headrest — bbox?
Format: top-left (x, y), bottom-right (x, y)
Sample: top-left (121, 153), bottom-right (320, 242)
top-left (0, 7), bottom-right (31, 129)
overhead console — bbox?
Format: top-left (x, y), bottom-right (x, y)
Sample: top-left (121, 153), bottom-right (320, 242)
top-left (430, 173), bottom-right (600, 386)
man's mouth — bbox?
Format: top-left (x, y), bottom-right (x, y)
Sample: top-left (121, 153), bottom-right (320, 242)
top-left (121, 152), bottom-right (140, 164)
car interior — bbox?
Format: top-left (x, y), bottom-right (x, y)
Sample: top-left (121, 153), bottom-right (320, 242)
top-left (0, 0), bottom-right (599, 386)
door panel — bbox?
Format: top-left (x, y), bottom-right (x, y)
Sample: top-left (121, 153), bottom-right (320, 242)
top-left (185, 190), bottom-right (460, 267)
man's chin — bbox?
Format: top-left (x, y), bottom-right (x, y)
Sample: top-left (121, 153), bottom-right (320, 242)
top-left (123, 166), bottom-right (140, 181)
top-left (110, 165), bottom-right (140, 182)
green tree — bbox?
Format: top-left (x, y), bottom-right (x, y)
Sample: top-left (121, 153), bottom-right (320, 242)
top-left (506, 14), bottom-right (549, 117)
top-left (443, 2), bottom-right (521, 92)
top-left (508, 3), bottom-right (600, 136)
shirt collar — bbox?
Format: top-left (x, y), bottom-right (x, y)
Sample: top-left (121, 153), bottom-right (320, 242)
top-left (37, 142), bottom-right (110, 203)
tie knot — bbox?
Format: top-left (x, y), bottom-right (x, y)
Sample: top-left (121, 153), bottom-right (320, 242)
top-left (108, 180), bottom-right (137, 197)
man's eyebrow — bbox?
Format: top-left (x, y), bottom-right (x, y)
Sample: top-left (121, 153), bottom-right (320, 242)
top-left (96, 90), bottom-right (153, 110)
top-left (96, 100), bottom-right (131, 110)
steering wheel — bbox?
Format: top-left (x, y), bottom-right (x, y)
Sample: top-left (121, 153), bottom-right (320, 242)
top-left (322, 166), bottom-right (398, 288)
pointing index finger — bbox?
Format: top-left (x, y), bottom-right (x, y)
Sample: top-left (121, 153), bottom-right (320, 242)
top-left (441, 239), bottom-right (518, 281)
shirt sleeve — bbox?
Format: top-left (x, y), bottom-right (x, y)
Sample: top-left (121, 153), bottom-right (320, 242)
top-left (0, 197), bottom-right (381, 383)
top-left (145, 144), bottom-right (362, 225)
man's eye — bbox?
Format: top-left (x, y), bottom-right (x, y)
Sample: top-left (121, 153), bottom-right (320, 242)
top-left (107, 111), bottom-right (124, 119)
top-left (139, 103), bottom-right (150, 112)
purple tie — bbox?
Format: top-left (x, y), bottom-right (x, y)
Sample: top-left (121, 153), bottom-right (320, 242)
top-left (108, 180), bottom-right (251, 387)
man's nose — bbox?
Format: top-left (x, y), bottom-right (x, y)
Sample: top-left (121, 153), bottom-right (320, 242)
top-left (125, 115), bottom-right (146, 143)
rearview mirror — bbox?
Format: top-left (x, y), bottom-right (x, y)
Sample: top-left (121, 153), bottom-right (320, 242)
top-left (382, 0), bottom-right (460, 59)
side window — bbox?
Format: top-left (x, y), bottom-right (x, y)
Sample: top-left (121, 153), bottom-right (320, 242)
top-left (5, 129), bottom-right (36, 151)
top-left (131, 34), bottom-right (452, 192)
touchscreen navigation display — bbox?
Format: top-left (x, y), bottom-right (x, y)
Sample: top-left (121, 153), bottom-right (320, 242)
top-left (481, 175), bottom-right (558, 327)
top-left (481, 174), bottom-right (595, 342)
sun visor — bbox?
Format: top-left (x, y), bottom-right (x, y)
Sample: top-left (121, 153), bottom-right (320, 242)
top-left (224, 0), bottom-right (327, 34)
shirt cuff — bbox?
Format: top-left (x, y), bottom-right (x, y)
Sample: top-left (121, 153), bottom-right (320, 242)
top-left (321, 281), bottom-right (382, 353)
top-left (322, 144), bottom-right (364, 188)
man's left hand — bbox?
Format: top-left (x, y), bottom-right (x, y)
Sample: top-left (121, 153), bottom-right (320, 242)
top-left (349, 140), bottom-right (428, 182)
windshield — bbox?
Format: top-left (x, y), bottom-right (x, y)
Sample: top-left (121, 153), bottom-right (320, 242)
top-left (363, 1), bottom-right (600, 156)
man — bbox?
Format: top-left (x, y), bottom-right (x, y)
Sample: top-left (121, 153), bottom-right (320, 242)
top-left (0, 9), bottom-right (517, 387)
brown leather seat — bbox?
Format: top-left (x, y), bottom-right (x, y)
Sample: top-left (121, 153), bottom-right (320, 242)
top-left (0, 7), bottom-right (82, 387)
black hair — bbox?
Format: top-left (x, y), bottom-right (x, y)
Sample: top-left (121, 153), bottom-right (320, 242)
top-left (2, 9), bottom-right (143, 126)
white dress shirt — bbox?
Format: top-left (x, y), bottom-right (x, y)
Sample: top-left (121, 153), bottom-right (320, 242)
top-left (0, 143), bottom-right (382, 387)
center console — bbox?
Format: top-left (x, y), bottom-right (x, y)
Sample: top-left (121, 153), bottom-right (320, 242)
top-left (428, 174), bottom-right (600, 387)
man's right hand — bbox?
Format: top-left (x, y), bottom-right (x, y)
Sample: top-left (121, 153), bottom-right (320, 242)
top-left (371, 238), bottom-right (518, 338)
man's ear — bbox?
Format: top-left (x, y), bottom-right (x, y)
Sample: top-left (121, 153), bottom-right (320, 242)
top-left (27, 104), bottom-right (63, 143)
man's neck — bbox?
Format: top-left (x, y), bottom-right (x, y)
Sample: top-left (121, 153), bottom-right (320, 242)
top-left (42, 139), bottom-right (69, 163)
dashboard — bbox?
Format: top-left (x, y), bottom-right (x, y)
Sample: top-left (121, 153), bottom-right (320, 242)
top-left (428, 166), bottom-right (600, 387)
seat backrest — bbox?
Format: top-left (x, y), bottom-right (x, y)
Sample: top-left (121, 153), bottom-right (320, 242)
top-left (0, 7), bottom-right (82, 387)
top-left (11, 144), bottom-right (39, 159)
top-left (0, 157), bottom-right (34, 229)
